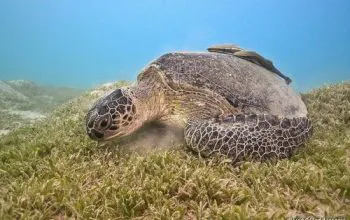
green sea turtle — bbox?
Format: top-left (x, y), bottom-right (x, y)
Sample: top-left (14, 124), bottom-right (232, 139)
top-left (85, 45), bottom-right (312, 163)
top-left (207, 44), bottom-right (292, 84)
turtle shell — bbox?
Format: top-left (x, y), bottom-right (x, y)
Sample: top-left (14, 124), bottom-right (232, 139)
top-left (207, 44), bottom-right (292, 84)
top-left (137, 51), bottom-right (306, 118)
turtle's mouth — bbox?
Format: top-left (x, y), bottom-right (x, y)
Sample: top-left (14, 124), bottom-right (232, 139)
top-left (104, 132), bottom-right (127, 140)
top-left (87, 129), bottom-right (105, 140)
top-left (99, 129), bottom-right (136, 141)
top-left (87, 128), bottom-right (126, 141)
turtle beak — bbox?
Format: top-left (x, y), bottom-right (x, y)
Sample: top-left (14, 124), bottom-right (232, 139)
top-left (104, 131), bottom-right (129, 140)
top-left (87, 129), bottom-right (104, 140)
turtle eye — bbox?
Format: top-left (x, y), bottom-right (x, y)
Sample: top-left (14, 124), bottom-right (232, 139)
top-left (99, 118), bottom-right (109, 129)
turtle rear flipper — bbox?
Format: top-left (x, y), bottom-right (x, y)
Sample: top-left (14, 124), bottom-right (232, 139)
top-left (207, 44), bottom-right (292, 84)
top-left (184, 114), bottom-right (312, 164)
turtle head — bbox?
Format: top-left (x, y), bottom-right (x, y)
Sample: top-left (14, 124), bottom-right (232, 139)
top-left (86, 88), bottom-right (138, 141)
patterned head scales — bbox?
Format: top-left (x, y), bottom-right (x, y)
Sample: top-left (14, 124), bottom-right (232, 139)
top-left (86, 88), bottom-right (136, 140)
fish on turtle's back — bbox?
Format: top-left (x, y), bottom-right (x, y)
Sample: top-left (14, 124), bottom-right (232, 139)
top-left (149, 52), bottom-right (307, 118)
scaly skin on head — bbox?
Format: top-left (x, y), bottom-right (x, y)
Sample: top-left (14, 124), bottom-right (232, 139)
top-left (86, 83), bottom-right (167, 141)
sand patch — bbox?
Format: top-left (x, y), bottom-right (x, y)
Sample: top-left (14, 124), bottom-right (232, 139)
top-left (9, 110), bottom-right (46, 120)
top-left (100, 121), bottom-right (186, 156)
top-left (0, 129), bottom-right (11, 136)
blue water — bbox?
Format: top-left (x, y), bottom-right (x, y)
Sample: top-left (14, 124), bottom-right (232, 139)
top-left (0, 0), bottom-right (349, 91)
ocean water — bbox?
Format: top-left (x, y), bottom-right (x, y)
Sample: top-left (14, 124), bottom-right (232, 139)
top-left (0, 0), bottom-right (349, 91)
top-left (1, 1), bottom-right (350, 218)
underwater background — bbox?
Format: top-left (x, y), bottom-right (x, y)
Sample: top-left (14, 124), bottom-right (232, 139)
top-left (1, 1), bottom-right (350, 219)
top-left (0, 0), bottom-right (349, 91)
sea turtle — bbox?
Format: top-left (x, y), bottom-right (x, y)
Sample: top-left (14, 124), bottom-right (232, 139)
top-left (85, 45), bottom-right (312, 163)
top-left (207, 44), bottom-right (292, 84)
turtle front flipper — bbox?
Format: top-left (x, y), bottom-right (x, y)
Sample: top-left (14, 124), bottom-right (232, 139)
top-left (184, 114), bottom-right (312, 163)
top-left (207, 44), bottom-right (292, 85)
